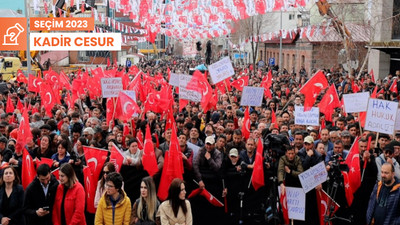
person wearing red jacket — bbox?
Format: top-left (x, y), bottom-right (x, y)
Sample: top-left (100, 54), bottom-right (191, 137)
top-left (52, 163), bottom-right (86, 225)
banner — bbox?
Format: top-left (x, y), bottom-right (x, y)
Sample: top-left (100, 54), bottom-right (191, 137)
top-left (240, 86), bottom-right (264, 106)
top-left (298, 161), bottom-right (328, 193)
top-left (342, 92), bottom-right (369, 113)
top-left (395, 108), bottom-right (400, 131)
top-left (294, 106), bottom-right (319, 126)
top-left (208, 57), bottom-right (235, 84)
top-left (169, 73), bottom-right (181, 87)
top-left (101, 77), bottom-right (123, 98)
top-left (278, 187), bottom-right (306, 221)
top-left (365, 98), bottom-right (398, 134)
top-left (179, 74), bottom-right (201, 102)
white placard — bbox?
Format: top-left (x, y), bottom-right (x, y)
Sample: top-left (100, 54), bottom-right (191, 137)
top-left (179, 75), bottom-right (202, 102)
top-left (208, 57), bottom-right (235, 84)
top-left (395, 109), bottom-right (400, 131)
top-left (294, 106), bottom-right (320, 126)
top-left (299, 162), bottom-right (328, 193)
top-left (169, 73), bottom-right (181, 87)
top-left (240, 86), bottom-right (264, 106)
top-left (365, 98), bottom-right (398, 135)
top-left (122, 90), bottom-right (136, 102)
top-left (187, 142), bottom-right (200, 162)
top-left (101, 77), bottom-right (123, 98)
top-left (278, 187), bottom-right (306, 221)
top-left (342, 92), bottom-right (370, 113)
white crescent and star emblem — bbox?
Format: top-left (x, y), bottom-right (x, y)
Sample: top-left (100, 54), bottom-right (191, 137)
top-left (87, 158), bottom-right (98, 171)
top-left (123, 102), bottom-right (133, 114)
top-left (86, 176), bottom-right (91, 198)
top-left (239, 79), bottom-right (245, 88)
top-left (45, 93), bottom-right (52, 104)
top-left (201, 81), bottom-right (209, 96)
top-left (26, 155), bottom-right (32, 177)
top-left (314, 83), bottom-right (324, 88)
top-left (321, 200), bottom-right (328, 214)
top-left (328, 94), bottom-right (334, 104)
top-left (147, 93), bottom-right (155, 105)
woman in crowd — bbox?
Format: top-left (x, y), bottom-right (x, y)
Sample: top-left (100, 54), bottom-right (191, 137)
top-left (95, 172), bottom-right (131, 225)
top-left (72, 137), bottom-right (87, 185)
top-left (0, 166), bottom-right (25, 225)
top-left (52, 164), bottom-right (86, 225)
top-left (157, 178), bottom-right (192, 225)
top-left (51, 140), bottom-right (71, 169)
top-left (130, 176), bottom-right (160, 225)
top-left (35, 135), bottom-right (55, 160)
top-left (95, 162), bottom-right (117, 208)
top-left (124, 138), bottom-right (143, 167)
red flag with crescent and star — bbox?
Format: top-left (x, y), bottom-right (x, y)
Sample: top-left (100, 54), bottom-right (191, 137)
top-left (143, 124), bottom-right (159, 177)
top-left (299, 70), bottom-right (328, 111)
top-left (241, 107), bottom-right (250, 139)
top-left (344, 137), bottom-right (361, 202)
top-left (316, 189), bottom-right (339, 225)
top-left (251, 138), bottom-right (264, 190)
top-left (110, 143), bottom-right (125, 173)
top-left (319, 84), bottom-right (340, 122)
top-left (22, 148), bottom-right (36, 189)
top-left (231, 76), bottom-right (249, 91)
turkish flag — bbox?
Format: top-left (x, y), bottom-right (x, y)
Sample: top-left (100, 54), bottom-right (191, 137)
top-left (271, 109), bottom-right (278, 129)
top-left (344, 137), bottom-right (361, 198)
top-left (143, 124), bottom-right (159, 176)
top-left (6, 95), bottom-right (14, 113)
top-left (341, 171), bottom-right (354, 206)
top-left (87, 76), bottom-right (102, 99)
top-left (16, 70), bottom-right (28, 84)
top-left (241, 107), bottom-right (250, 139)
top-left (110, 143), bottom-right (125, 173)
top-left (216, 78), bottom-right (231, 94)
top-left (371, 85), bottom-right (378, 98)
top-left (106, 98), bottom-right (115, 127)
top-left (59, 71), bottom-right (72, 90)
top-left (40, 81), bottom-right (58, 117)
top-left (390, 78), bottom-right (398, 94)
top-left (136, 129), bottom-right (144, 150)
top-left (128, 65), bottom-right (140, 76)
top-left (188, 188), bottom-right (224, 207)
top-left (186, 70), bottom-right (207, 93)
top-left (261, 70), bottom-right (272, 99)
top-left (299, 70), bottom-right (328, 111)
top-left (252, 138), bottom-right (264, 190)
top-left (22, 148), bottom-right (36, 189)
top-left (319, 84), bottom-right (340, 122)
top-left (352, 80), bottom-right (360, 93)
top-left (370, 69), bottom-right (375, 83)
top-left (83, 167), bottom-right (96, 213)
top-left (158, 126), bottom-right (183, 201)
top-left (231, 76), bottom-right (249, 91)
top-left (28, 74), bottom-right (42, 93)
top-left (316, 190), bottom-right (339, 225)
top-left (44, 70), bottom-right (60, 91)
top-left (91, 67), bottom-right (105, 78)
top-left (16, 98), bottom-right (23, 112)
top-left (51, 168), bottom-right (59, 180)
top-left (255, 0), bottom-right (266, 14)
top-left (16, 109), bottom-right (32, 154)
top-left (117, 91), bottom-right (140, 121)
top-left (83, 146), bottom-right (108, 213)
top-left (280, 190), bottom-right (290, 225)
top-left (37, 157), bottom-right (54, 168)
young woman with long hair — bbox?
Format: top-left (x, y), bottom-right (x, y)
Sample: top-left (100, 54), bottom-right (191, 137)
top-left (157, 178), bottom-right (192, 225)
top-left (130, 176), bottom-right (160, 225)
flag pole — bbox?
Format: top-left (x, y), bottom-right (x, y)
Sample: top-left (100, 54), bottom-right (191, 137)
top-left (358, 112), bottom-right (363, 134)
top-left (224, 80), bottom-right (232, 104)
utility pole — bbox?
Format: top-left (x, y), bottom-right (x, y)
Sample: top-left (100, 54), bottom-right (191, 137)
top-left (25, 0), bottom-right (31, 74)
top-left (279, 9), bottom-right (282, 71)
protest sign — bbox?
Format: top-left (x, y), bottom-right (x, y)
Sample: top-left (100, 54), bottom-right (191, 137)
top-left (278, 187), bottom-right (306, 221)
top-left (240, 86), bottom-right (264, 106)
top-left (294, 106), bottom-right (320, 126)
top-left (342, 92), bottom-right (369, 113)
top-left (101, 77), bottom-right (123, 98)
top-left (208, 57), bottom-right (235, 84)
top-left (365, 98), bottom-right (398, 134)
top-left (299, 162), bottom-right (328, 193)
top-left (187, 142), bottom-right (200, 162)
top-left (395, 108), bottom-right (400, 131)
top-left (179, 75), bottom-right (201, 102)
top-left (169, 73), bottom-right (180, 87)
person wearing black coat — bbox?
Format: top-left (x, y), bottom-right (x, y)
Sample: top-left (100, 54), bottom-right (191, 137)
top-left (24, 164), bottom-right (59, 225)
top-left (0, 166), bottom-right (25, 225)
top-left (297, 136), bottom-right (323, 225)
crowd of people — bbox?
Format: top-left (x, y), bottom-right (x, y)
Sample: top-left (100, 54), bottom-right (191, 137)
top-left (0, 57), bottom-right (397, 225)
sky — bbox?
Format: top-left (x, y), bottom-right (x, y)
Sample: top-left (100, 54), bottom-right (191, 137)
top-left (1, 0), bottom-right (25, 14)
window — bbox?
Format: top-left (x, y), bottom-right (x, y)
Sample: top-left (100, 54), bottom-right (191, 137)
top-left (289, 14), bottom-right (295, 20)
top-left (292, 54), bottom-right (296, 70)
top-left (260, 50), bottom-right (263, 61)
top-left (78, 51), bottom-right (90, 62)
top-left (301, 55), bottom-right (305, 67)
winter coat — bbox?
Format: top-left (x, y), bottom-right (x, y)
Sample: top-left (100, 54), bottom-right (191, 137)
top-left (157, 200), bottom-right (192, 225)
top-left (95, 191), bottom-right (131, 225)
top-left (366, 179), bottom-right (400, 225)
top-left (52, 182), bottom-right (86, 225)
top-left (277, 155), bottom-right (303, 187)
top-left (24, 175), bottom-right (59, 225)
top-left (0, 184), bottom-right (25, 225)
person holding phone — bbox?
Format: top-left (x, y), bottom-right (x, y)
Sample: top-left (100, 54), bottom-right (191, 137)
top-left (24, 164), bottom-right (59, 225)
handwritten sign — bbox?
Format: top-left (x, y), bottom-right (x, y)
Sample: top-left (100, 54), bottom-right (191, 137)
top-left (395, 109), bottom-right (400, 131)
top-left (278, 187), bottom-right (306, 221)
top-left (240, 86), bottom-right (264, 106)
top-left (169, 73), bottom-right (181, 87)
top-left (208, 57), bottom-right (235, 84)
top-left (101, 77), bottom-right (123, 98)
top-left (179, 75), bottom-right (202, 102)
top-left (299, 162), bottom-right (328, 193)
top-left (342, 92), bottom-right (370, 113)
top-left (294, 106), bottom-right (320, 126)
top-left (365, 98), bottom-right (398, 135)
